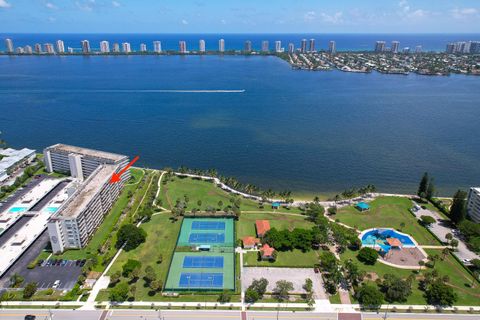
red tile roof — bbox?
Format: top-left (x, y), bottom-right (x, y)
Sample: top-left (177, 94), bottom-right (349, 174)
top-left (255, 220), bottom-right (271, 236)
top-left (386, 238), bottom-right (403, 247)
top-left (260, 244), bottom-right (275, 257)
top-left (242, 236), bottom-right (260, 247)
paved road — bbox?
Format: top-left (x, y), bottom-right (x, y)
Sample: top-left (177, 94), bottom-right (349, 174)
top-left (1, 310), bottom-right (479, 320)
top-left (412, 202), bottom-right (479, 261)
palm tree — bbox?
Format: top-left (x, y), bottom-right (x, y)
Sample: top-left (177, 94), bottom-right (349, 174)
top-left (441, 247), bottom-right (450, 260)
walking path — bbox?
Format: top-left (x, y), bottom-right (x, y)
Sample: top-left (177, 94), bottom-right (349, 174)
top-left (153, 171), bottom-right (169, 211)
top-left (236, 247), bottom-right (246, 311)
top-left (4, 300), bottom-right (480, 313)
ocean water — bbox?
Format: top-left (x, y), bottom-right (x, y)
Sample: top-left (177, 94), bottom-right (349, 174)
top-left (1, 33), bottom-right (479, 52)
top-left (1, 52), bottom-right (480, 196)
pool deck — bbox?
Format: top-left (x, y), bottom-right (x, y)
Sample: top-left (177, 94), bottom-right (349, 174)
top-left (359, 227), bottom-right (428, 269)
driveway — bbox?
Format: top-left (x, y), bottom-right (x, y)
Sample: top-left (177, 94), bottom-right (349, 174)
top-left (412, 201), bottom-right (479, 261)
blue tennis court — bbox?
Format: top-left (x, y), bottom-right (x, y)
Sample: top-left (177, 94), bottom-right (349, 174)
top-left (179, 273), bottom-right (224, 288)
top-left (192, 221), bottom-right (226, 230)
top-left (183, 256), bottom-right (224, 268)
top-left (189, 233), bottom-right (225, 243)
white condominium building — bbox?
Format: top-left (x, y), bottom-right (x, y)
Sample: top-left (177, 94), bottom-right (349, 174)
top-left (5, 38), bottom-right (13, 53)
top-left (275, 41), bottom-right (282, 53)
top-left (199, 40), bottom-right (205, 53)
top-left (44, 43), bottom-right (55, 54)
top-left (218, 39), bottom-right (225, 52)
top-left (81, 40), bottom-right (91, 54)
top-left (153, 41), bottom-right (162, 53)
top-left (56, 40), bottom-right (65, 53)
top-left (467, 187), bottom-right (480, 223)
top-left (140, 43), bottom-right (147, 52)
top-left (47, 164), bottom-right (124, 253)
top-left (122, 42), bottom-right (131, 53)
top-left (261, 40), bottom-right (269, 52)
top-left (179, 41), bottom-right (187, 53)
top-left (43, 143), bottom-right (130, 181)
top-left (100, 40), bottom-right (110, 53)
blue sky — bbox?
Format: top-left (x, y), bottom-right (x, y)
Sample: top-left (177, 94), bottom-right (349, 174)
top-left (0, 0), bottom-right (479, 33)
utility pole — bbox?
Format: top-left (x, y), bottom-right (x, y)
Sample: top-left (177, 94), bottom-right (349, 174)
top-left (383, 304), bottom-right (389, 320)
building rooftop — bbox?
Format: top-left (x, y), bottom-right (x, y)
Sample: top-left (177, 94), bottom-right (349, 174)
top-left (0, 148), bottom-right (36, 171)
top-left (52, 164), bottom-right (117, 219)
top-left (45, 143), bottom-right (126, 162)
top-left (255, 220), bottom-right (271, 236)
top-left (260, 244), bottom-right (275, 256)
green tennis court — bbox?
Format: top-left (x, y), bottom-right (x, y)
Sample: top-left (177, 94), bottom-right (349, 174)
top-left (165, 251), bottom-right (235, 291)
top-left (165, 217), bottom-right (236, 291)
top-left (177, 217), bottom-right (234, 247)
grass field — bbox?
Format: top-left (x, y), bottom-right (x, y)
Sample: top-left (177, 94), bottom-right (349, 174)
top-left (158, 176), bottom-right (302, 214)
top-left (424, 249), bottom-right (480, 306)
top-left (104, 213), bottom-right (182, 301)
top-left (243, 249), bottom-right (319, 268)
top-left (336, 196), bottom-right (439, 245)
top-left (237, 212), bottom-right (313, 240)
top-left (340, 248), bottom-right (480, 305)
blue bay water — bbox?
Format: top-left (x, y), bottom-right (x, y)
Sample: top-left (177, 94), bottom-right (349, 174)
top-left (1, 49), bottom-right (480, 196)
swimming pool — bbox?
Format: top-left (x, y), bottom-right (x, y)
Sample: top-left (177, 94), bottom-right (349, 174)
top-left (361, 228), bottom-right (416, 251)
top-left (8, 207), bottom-right (28, 213)
top-left (44, 207), bottom-right (59, 213)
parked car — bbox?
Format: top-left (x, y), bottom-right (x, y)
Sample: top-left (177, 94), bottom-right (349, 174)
top-left (24, 315), bottom-right (36, 320)
top-left (52, 280), bottom-right (60, 289)
top-left (37, 259), bottom-right (44, 266)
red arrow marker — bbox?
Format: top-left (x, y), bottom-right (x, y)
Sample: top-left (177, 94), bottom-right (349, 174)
top-left (109, 155), bottom-right (140, 184)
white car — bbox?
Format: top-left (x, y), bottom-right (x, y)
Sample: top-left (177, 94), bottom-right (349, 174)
top-left (52, 280), bottom-right (60, 289)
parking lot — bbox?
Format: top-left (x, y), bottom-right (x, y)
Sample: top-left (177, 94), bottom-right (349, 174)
top-left (29, 259), bottom-right (84, 290)
top-left (0, 230), bottom-right (82, 291)
top-left (242, 267), bottom-right (327, 299)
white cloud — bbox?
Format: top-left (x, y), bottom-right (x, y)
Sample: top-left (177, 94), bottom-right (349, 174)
top-left (304, 11), bottom-right (316, 22)
top-left (48, 16), bottom-right (56, 22)
top-left (45, 2), bottom-right (58, 10)
top-left (112, 1), bottom-right (120, 8)
top-left (181, 19), bottom-right (188, 25)
top-left (320, 12), bottom-right (343, 24)
top-left (398, 0), bottom-right (429, 20)
top-left (220, 19), bottom-right (226, 25)
top-left (75, 0), bottom-right (95, 12)
top-left (0, 0), bottom-right (11, 9)
top-left (451, 7), bottom-right (478, 19)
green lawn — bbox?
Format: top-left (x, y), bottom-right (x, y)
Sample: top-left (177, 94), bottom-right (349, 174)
top-left (159, 176), bottom-right (302, 213)
top-left (424, 249), bottom-right (480, 306)
top-left (339, 248), bottom-right (480, 305)
top-left (243, 249), bottom-right (319, 268)
top-left (336, 196), bottom-right (439, 245)
top-left (237, 212), bottom-right (314, 240)
top-left (104, 213), bottom-right (182, 301)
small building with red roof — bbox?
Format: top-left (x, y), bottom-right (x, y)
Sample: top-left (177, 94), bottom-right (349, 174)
top-left (259, 244), bottom-right (276, 261)
top-left (386, 237), bottom-right (403, 248)
top-left (242, 236), bottom-right (260, 249)
top-left (255, 220), bottom-right (271, 237)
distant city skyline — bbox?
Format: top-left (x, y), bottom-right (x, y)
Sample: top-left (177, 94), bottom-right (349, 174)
top-left (0, 0), bottom-right (479, 33)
